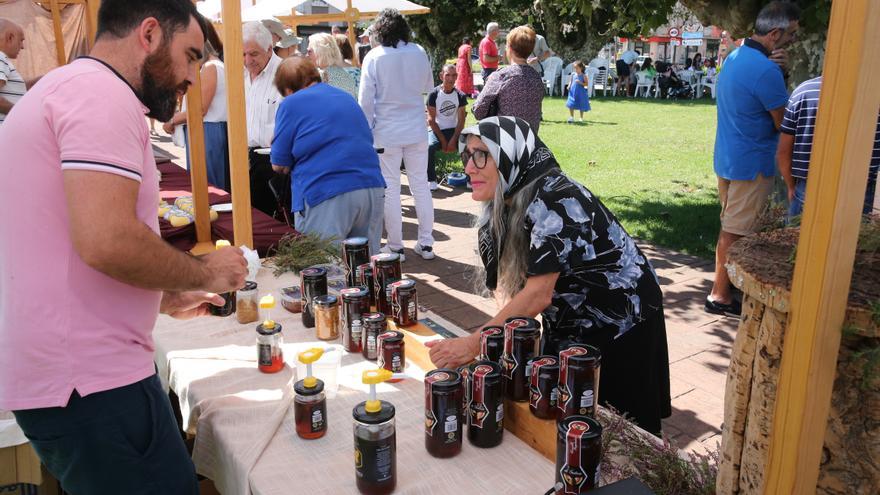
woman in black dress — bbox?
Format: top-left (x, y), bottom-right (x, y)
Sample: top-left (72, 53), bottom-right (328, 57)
top-left (426, 117), bottom-right (671, 435)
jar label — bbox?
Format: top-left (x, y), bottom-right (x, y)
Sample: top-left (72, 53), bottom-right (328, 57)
top-left (558, 347), bottom-right (589, 412)
top-left (470, 365), bottom-right (493, 429)
top-left (444, 415), bottom-right (458, 434)
top-left (580, 389), bottom-right (594, 409)
top-left (311, 404), bottom-right (325, 433)
top-left (560, 420), bottom-right (591, 494)
top-left (355, 436), bottom-right (395, 484)
top-left (480, 328), bottom-right (502, 359)
top-left (258, 343), bottom-right (272, 367)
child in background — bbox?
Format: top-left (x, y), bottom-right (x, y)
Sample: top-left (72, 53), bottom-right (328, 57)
top-left (566, 60), bottom-right (591, 123)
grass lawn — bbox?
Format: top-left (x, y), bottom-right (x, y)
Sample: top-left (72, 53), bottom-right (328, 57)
top-left (436, 96), bottom-right (721, 259)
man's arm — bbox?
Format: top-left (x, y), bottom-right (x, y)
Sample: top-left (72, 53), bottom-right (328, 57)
top-left (24, 76), bottom-right (41, 89)
top-left (63, 170), bottom-right (247, 294)
top-left (776, 132), bottom-right (796, 201)
top-left (426, 106), bottom-right (446, 149)
top-left (447, 106), bottom-right (466, 152)
top-left (769, 107), bottom-right (785, 130)
top-left (0, 80), bottom-right (12, 114)
top-left (358, 58), bottom-right (377, 129)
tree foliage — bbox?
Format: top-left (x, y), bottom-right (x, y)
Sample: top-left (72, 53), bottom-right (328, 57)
top-left (410, 0), bottom-right (678, 73)
top-left (681, 0), bottom-right (832, 85)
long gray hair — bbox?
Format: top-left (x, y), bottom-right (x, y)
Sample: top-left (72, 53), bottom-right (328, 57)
top-left (474, 167), bottom-right (560, 299)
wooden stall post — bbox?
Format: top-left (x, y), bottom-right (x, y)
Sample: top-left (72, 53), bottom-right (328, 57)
top-left (220, 0), bottom-right (254, 249)
top-left (86, 0), bottom-right (99, 46)
top-left (185, 70), bottom-right (213, 253)
top-left (48, 0), bottom-right (66, 65)
top-left (762, 0), bottom-right (880, 492)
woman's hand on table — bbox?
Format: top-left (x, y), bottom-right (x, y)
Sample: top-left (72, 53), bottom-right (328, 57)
top-left (426, 334), bottom-right (479, 369)
top-left (162, 121), bottom-right (175, 134)
top-left (161, 291), bottom-right (224, 319)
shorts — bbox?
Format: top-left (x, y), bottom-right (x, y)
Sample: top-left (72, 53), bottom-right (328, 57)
top-left (717, 174), bottom-right (774, 236)
top-left (615, 59), bottom-right (631, 77)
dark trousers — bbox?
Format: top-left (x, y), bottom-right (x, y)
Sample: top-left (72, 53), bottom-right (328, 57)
top-left (13, 375), bottom-right (198, 495)
top-left (481, 67), bottom-right (497, 82)
top-left (428, 128), bottom-right (456, 183)
top-left (248, 148), bottom-right (282, 217)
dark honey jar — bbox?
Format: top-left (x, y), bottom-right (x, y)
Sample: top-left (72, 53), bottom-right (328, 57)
top-left (467, 360), bottom-right (503, 448)
top-left (500, 317), bottom-right (541, 402)
top-left (424, 369), bottom-right (463, 458)
top-left (555, 416), bottom-right (602, 494)
top-left (557, 344), bottom-right (602, 421)
top-left (527, 355), bottom-right (559, 419)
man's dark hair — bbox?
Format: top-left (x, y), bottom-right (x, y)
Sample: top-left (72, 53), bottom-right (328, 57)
top-left (373, 8), bottom-right (410, 47)
top-left (96, 0), bottom-right (206, 41)
top-left (754, 1), bottom-right (801, 36)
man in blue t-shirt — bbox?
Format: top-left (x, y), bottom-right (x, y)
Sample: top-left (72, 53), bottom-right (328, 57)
top-left (777, 76), bottom-right (879, 221)
top-left (706, 1), bottom-right (800, 317)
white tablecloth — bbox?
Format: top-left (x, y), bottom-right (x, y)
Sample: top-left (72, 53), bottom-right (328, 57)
top-left (152, 266), bottom-right (555, 495)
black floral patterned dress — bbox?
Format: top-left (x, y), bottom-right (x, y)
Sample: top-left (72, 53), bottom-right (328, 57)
top-left (523, 173), bottom-right (671, 434)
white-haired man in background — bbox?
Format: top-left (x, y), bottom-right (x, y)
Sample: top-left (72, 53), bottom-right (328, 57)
top-left (479, 21), bottom-right (500, 82)
top-left (243, 21), bottom-right (283, 215)
top-left (0, 18), bottom-right (40, 125)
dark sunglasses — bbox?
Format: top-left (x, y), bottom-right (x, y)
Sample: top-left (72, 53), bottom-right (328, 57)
top-left (460, 149), bottom-right (490, 169)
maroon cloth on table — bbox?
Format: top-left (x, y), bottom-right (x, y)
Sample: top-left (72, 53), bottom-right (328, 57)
top-left (157, 162), bottom-right (296, 256)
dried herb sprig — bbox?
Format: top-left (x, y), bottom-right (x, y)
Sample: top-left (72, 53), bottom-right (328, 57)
top-left (270, 232), bottom-right (340, 276)
top-left (599, 409), bottom-right (719, 495)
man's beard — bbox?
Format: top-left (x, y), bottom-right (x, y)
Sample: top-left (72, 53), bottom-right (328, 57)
top-left (138, 43), bottom-right (190, 122)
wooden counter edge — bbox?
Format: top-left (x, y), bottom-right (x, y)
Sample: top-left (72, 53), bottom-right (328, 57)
top-left (394, 321), bottom-right (557, 461)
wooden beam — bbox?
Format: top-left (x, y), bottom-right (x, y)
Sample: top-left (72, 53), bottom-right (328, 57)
top-left (763, 0), bottom-right (880, 493)
top-left (86, 0), bottom-right (100, 46)
top-left (48, 0), bottom-right (66, 65)
top-left (220, 0), bottom-right (253, 248)
top-left (185, 70), bottom-right (212, 246)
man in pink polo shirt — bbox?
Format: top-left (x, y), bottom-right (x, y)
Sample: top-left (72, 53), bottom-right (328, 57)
top-left (0, 1), bottom-right (247, 493)
top-left (479, 21), bottom-right (500, 83)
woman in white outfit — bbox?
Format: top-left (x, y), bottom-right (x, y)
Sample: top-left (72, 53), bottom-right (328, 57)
top-left (358, 8), bottom-right (436, 261)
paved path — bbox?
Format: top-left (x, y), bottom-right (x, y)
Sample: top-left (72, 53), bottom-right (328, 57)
top-left (152, 135), bottom-right (737, 456)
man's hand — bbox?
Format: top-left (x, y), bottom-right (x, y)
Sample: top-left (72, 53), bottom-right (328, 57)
top-left (443, 142), bottom-right (457, 153)
top-left (438, 136), bottom-right (448, 151)
top-left (425, 335), bottom-right (479, 369)
top-left (161, 291), bottom-right (225, 319)
top-left (163, 121), bottom-right (175, 134)
top-left (787, 185), bottom-right (796, 204)
top-left (769, 48), bottom-right (789, 73)
top-left (200, 246), bottom-right (248, 294)
top-left (526, 56), bottom-right (538, 65)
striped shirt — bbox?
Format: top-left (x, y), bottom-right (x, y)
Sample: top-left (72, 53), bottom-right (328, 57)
top-left (781, 76), bottom-right (879, 181)
top-left (244, 53), bottom-right (282, 148)
top-left (0, 51), bottom-right (26, 124)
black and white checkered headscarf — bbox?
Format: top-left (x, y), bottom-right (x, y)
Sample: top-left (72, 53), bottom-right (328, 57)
top-left (459, 116), bottom-right (560, 289)
top-left (459, 116), bottom-right (556, 199)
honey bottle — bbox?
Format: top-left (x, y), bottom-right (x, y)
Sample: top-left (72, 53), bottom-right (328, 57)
top-left (294, 348), bottom-right (327, 439)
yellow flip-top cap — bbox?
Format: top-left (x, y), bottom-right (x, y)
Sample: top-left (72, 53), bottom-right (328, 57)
top-left (365, 399), bottom-right (382, 413)
top-left (215, 240), bottom-right (231, 249)
top-left (298, 348), bottom-right (324, 365)
top-left (259, 295), bottom-right (275, 309)
top-left (260, 295), bottom-right (276, 328)
top-left (362, 368), bottom-right (392, 385)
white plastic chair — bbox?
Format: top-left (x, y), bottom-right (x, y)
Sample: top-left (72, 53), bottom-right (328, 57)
top-left (560, 62), bottom-right (574, 96)
top-left (702, 78), bottom-right (717, 99)
top-left (634, 72), bottom-right (657, 98)
top-left (585, 67), bottom-right (599, 97)
top-left (541, 56), bottom-right (563, 96)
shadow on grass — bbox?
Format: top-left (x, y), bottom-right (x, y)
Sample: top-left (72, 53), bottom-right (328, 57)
top-left (598, 190), bottom-right (720, 260)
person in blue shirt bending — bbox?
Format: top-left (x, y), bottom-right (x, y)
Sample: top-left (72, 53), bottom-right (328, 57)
top-left (270, 57), bottom-right (386, 253)
top-left (706, 1), bottom-right (800, 317)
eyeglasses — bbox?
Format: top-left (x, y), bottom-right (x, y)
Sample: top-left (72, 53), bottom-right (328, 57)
top-left (460, 149), bottom-right (490, 169)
